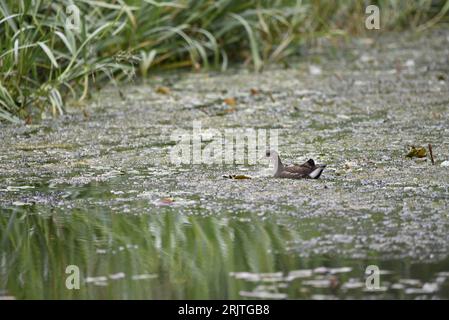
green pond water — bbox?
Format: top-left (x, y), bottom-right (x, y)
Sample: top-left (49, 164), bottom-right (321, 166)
top-left (1, 29), bottom-right (449, 299)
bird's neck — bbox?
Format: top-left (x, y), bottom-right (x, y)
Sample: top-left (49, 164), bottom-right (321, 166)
top-left (273, 155), bottom-right (283, 176)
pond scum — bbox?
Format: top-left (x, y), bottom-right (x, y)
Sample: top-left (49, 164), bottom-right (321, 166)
top-left (1, 0), bottom-right (449, 122)
top-left (1, 0), bottom-right (449, 302)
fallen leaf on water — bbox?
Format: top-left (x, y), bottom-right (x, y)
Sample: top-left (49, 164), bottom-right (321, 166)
top-left (222, 174), bottom-right (252, 180)
top-left (155, 86), bottom-right (170, 95)
top-left (404, 59), bottom-right (415, 68)
top-left (223, 97), bottom-right (236, 106)
top-left (309, 65), bottom-right (322, 75)
top-left (233, 175), bottom-right (252, 179)
top-left (344, 161), bottom-right (357, 170)
top-left (250, 88), bottom-right (259, 95)
top-left (441, 160), bottom-right (449, 167)
top-left (12, 201), bottom-right (32, 206)
top-left (132, 274), bottom-right (158, 281)
top-left (109, 273), bottom-right (125, 280)
top-left (406, 146), bottom-right (427, 158)
top-left (160, 197), bottom-right (175, 204)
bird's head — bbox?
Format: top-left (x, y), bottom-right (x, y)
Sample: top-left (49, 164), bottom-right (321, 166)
top-left (265, 149), bottom-right (278, 160)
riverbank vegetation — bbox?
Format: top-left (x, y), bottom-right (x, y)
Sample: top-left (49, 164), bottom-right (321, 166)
top-left (1, 0), bottom-right (448, 123)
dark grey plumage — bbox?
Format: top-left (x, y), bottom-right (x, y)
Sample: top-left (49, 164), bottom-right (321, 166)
top-left (266, 150), bottom-right (326, 179)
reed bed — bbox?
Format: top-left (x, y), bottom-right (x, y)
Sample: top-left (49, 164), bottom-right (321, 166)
top-left (1, 0), bottom-right (448, 122)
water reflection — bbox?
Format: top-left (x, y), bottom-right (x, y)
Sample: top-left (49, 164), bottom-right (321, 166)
top-left (1, 208), bottom-right (449, 299)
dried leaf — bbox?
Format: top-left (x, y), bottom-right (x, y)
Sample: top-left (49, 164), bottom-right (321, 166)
top-left (155, 86), bottom-right (170, 95)
top-left (250, 88), bottom-right (259, 95)
top-left (406, 146), bottom-right (427, 158)
top-left (25, 115), bottom-right (32, 125)
top-left (160, 197), bottom-right (174, 204)
top-left (223, 174), bottom-right (252, 179)
top-left (224, 97), bottom-right (236, 106)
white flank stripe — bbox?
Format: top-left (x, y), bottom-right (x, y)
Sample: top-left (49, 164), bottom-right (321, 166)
top-left (309, 167), bottom-right (324, 179)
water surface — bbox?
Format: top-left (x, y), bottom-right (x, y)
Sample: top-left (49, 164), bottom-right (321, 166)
top-left (1, 29), bottom-right (449, 299)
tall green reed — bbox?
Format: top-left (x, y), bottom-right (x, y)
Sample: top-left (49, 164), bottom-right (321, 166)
top-left (0, 0), bottom-right (447, 122)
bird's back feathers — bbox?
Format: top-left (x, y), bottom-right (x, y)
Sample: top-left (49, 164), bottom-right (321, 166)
top-left (280, 159), bottom-right (325, 179)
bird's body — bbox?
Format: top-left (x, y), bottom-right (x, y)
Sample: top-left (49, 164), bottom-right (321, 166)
top-left (266, 150), bottom-right (326, 179)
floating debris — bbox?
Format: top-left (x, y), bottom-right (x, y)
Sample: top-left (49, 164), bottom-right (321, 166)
top-left (390, 283), bottom-right (405, 290)
top-left (428, 144), bottom-right (435, 165)
top-left (406, 146), bottom-right (427, 158)
top-left (250, 88), bottom-right (259, 95)
top-left (399, 279), bottom-right (422, 286)
top-left (404, 59), bottom-right (415, 68)
top-left (403, 186), bottom-right (417, 193)
top-left (132, 274), bottom-right (158, 281)
top-left (155, 86), bottom-right (171, 95)
top-left (109, 272), bottom-right (126, 280)
top-left (309, 65), bottom-right (322, 75)
top-left (303, 279), bottom-right (331, 288)
top-left (86, 276), bottom-right (108, 283)
top-left (405, 282), bottom-right (438, 295)
top-left (330, 267), bottom-right (352, 274)
top-left (223, 97), bottom-right (236, 106)
top-left (313, 267), bottom-right (328, 274)
top-left (230, 272), bottom-right (283, 282)
top-left (285, 269), bottom-right (313, 281)
top-left (254, 284), bottom-right (288, 291)
top-left (6, 186), bottom-right (35, 191)
top-left (222, 174), bottom-right (252, 180)
top-left (344, 161), bottom-right (357, 170)
top-left (154, 197), bottom-right (175, 206)
top-left (12, 201), bottom-right (32, 206)
top-left (341, 279), bottom-right (365, 290)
